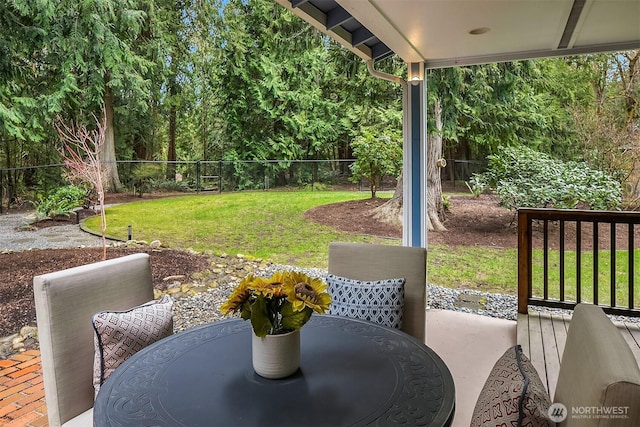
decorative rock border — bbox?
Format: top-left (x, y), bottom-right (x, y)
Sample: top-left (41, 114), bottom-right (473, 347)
top-left (0, 326), bottom-right (38, 359)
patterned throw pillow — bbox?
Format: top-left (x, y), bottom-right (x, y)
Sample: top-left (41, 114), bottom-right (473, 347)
top-left (326, 274), bottom-right (405, 329)
top-left (471, 345), bottom-right (552, 427)
top-left (92, 295), bottom-right (174, 396)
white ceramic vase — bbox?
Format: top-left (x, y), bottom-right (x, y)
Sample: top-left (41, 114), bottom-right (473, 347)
top-left (251, 329), bottom-right (300, 379)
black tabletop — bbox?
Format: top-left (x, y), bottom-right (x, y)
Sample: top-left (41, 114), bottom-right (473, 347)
top-left (94, 315), bottom-right (455, 427)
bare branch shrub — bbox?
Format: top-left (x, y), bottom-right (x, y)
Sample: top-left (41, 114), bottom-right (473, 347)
top-left (56, 113), bottom-right (109, 259)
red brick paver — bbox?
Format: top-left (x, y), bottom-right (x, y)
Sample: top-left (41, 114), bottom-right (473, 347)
top-left (0, 350), bottom-right (47, 427)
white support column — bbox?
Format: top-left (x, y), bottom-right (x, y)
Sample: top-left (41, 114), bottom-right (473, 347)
top-left (403, 62), bottom-right (428, 248)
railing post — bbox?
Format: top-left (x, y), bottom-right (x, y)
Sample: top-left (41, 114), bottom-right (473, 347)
top-left (629, 224), bottom-right (635, 311)
top-left (517, 209), bottom-right (531, 314)
top-left (576, 221), bottom-right (582, 303)
top-left (593, 222), bottom-right (599, 305)
top-left (0, 169), bottom-right (4, 214)
top-left (196, 161), bottom-right (201, 192)
top-left (218, 160), bottom-right (222, 193)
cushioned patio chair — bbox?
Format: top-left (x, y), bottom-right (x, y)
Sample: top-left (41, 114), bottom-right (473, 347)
top-left (327, 242), bottom-right (427, 342)
top-left (33, 253), bottom-right (154, 427)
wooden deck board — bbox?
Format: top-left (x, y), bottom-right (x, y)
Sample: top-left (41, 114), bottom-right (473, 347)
top-left (539, 312), bottom-right (561, 398)
top-left (617, 322), bottom-right (640, 368)
top-left (516, 313), bottom-right (530, 357)
top-left (550, 314), bottom-right (568, 361)
top-left (525, 312), bottom-right (548, 392)
top-left (627, 322), bottom-right (640, 346)
top-left (517, 312), bottom-right (640, 396)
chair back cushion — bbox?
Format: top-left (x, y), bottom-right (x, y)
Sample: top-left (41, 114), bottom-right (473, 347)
top-left (554, 303), bottom-right (640, 427)
top-left (328, 242), bottom-right (426, 341)
top-left (34, 253), bottom-right (154, 426)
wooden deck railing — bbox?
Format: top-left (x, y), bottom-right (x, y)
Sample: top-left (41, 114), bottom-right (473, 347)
top-left (518, 208), bottom-right (640, 317)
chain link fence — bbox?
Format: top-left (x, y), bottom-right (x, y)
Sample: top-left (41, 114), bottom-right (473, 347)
top-left (440, 159), bottom-right (488, 190)
top-left (0, 158), bottom-right (484, 213)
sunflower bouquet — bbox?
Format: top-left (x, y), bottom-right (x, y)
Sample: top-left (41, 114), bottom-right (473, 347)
top-left (221, 271), bottom-right (331, 337)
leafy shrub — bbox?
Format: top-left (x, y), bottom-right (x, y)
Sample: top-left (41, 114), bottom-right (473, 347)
top-left (154, 180), bottom-right (192, 192)
top-left (442, 194), bottom-right (451, 212)
top-left (222, 152), bottom-right (265, 191)
top-left (465, 181), bottom-right (483, 197)
top-left (470, 145), bottom-right (621, 210)
top-left (301, 182), bottom-right (329, 191)
top-left (349, 132), bottom-right (402, 198)
top-left (36, 185), bottom-right (86, 218)
top-left (316, 167), bottom-right (343, 185)
top-left (131, 164), bottom-right (164, 197)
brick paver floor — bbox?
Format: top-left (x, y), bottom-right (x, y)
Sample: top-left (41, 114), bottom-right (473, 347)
top-left (0, 350), bottom-right (47, 427)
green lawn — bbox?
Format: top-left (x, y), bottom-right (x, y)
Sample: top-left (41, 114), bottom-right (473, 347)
top-left (85, 190), bottom-right (638, 303)
top-left (530, 249), bottom-right (640, 306)
top-left (427, 246), bottom-right (517, 293)
top-left (86, 191), bottom-right (396, 268)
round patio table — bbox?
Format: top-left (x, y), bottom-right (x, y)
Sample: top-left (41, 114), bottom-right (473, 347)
top-left (93, 315), bottom-right (455, 426)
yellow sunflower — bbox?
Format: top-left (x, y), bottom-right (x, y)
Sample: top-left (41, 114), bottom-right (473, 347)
top-left (249, 276), bottom-right (287, 298)
top-left (273, 271), bottom-right (312, 292)
top-left (285, 273), bottom-right (331, 314)
top-left (220, 275), bottom-right (252, 315)
top-left (221, 270), bottom-right (332, 335)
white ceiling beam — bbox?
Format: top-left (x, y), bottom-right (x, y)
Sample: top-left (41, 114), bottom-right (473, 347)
top-left (424, 40), bottom-right (640, 69)
top-left (337, 0), bottom-right (425, 62)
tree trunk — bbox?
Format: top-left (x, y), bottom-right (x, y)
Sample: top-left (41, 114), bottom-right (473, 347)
top-left (370, 164), bottom-right (378, 198)
top-left (201, 90), bottom-right (208, 161)
top-left (373, 99), bottom-right (448, 232)
top-left (3, 139), bottom-right (16, 206)
top-left (101, 78), bottom-right (122, 192)
top-left (374, 94), bottom-right (447, 231)
top-left (372, 170), bottom-right (403, 226)
top-left (622, 51), bottom-right (638, 135)
top-left (427, 98), bottom-right (447, 231)
top-left (622, 51), bottom-right (640, 197)
top-left (167, 102), bottom-right (177, 179)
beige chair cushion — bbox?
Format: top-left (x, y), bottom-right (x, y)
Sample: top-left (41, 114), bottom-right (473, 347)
top-left (61, 408), bottom-right (93, 427)
top-left (34, 253), bottom-right (154, 427)
top-left (327, 242), bottom-right (427, 341)
top-left (554, 303), bottom-right (640, 427)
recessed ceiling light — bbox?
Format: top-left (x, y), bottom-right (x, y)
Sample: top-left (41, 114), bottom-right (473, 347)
top-left (469, 27), bottom-right (491, 35)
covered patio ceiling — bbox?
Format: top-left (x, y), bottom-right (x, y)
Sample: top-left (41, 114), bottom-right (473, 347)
top-left (273, 0), bottom-right (640, 249)
top-left (274, 0), bottom-right (640, 68)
